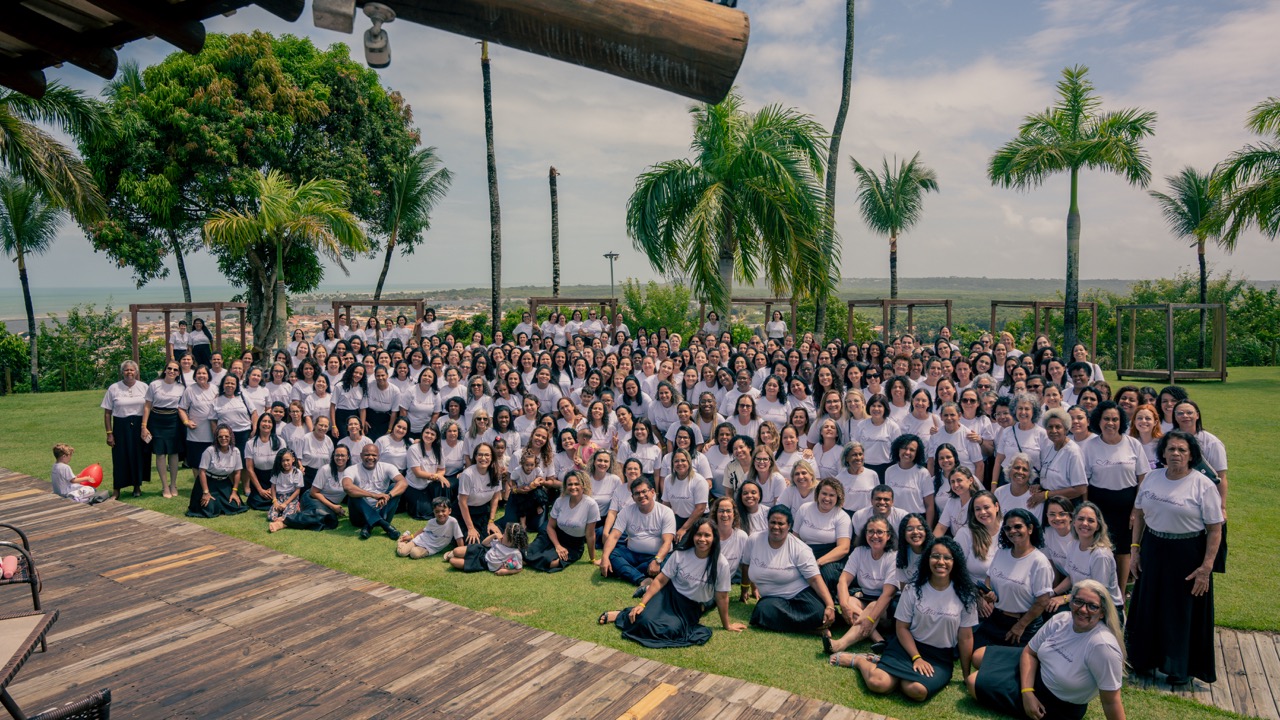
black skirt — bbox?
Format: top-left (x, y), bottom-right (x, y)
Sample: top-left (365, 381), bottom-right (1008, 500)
top-left (462, 503), bottom-right (493, 536)
top-left (1088, 485), bottom-right (1138, 556)
top-left (751, 585), bottom-right (826, 633)
top-left (185, 440), bottom-right (212, 472)
top-left (974, 609), bottom-right (1045, 650)
top-left (875, 637), bottom-right (955, 699)
top-left (191, 343), bottom-right (212, 368)
top-left (112, 415), bottom-right (151, 490)
top-left (615, 584), bottom-right (713, 648)
top-left (974, 646), bottom-right (1086, 720)
top-left (366, 410), bottom-right (392, 440)
top-left (185, 474), bottom-right (248, 518)
top-left (334, 408), bottom-right (361, 437)
top-left (1127, 531), bottom-right (1216, 683)
top-left (245, 485), bottom-right (274, 512)
top-left (402, 484), bottom-right (442, 520)
top-left (283, 493), bottom-right (340, 531)
top-left (147, 410), bottom-right (185, 456)
top-left (806, 541), bottom-right (845, 597)
top-left (525, 531), bottom-right (587, 573)
top-left (461, 543), bottom-right (490, 573)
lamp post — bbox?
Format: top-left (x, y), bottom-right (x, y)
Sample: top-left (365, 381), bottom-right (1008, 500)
top-left (604, 252), bottom-right (619, 297)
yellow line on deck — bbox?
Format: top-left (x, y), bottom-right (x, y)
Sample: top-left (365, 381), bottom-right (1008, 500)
top-left (617, 683), bottom-right (678, 720)
top-left (101, 545), bottom-right (221, 578)
top-left (109, 551), bottom-right (226, 582)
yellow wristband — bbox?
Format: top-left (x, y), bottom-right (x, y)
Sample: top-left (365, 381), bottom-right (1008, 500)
top-left (911, 654), bottom-right (921, 661)
top-left (635, 603), bottom-right (646, 610)
top-left (1131, 543), bottom-right (1141, 548)
top-left (865, 615), bottom-right (877, 623)
top-left (1044, 490), bottom-right (1049, 500)
top-left (1021, 688), bottom-right (1035, 694)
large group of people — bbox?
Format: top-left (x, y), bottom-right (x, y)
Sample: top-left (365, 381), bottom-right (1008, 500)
top-left (96, 310), bottom-right (1231, 718)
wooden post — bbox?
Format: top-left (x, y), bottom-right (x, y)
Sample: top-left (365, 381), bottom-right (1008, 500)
top-left (1127, 308), bottom-right (1137, 370)
top-left (945, 300), bottom-right (953, 333)
top-left (130, 305), bottom-right (140, 365)
top-left (881, 301), bottom-right (890, 344)
top-left (846, 302), bottom-right (854, 342)
top-left (163, 310), bottom-right (171, 360)
top-left (1165, 304), bottom-right (1176, 385)
top-left (239, 308), bottom-right (247, 359)
top-left (1114, 306), bottom-right (1123, 381)
top-left (989, 301), bottom-right (998, 336)
top-left (213, 302), bottom-right (223, 354)
top-left (789, 297), bottom-right (798, 336)
top-left (381, 0), bottom-right (750, 105)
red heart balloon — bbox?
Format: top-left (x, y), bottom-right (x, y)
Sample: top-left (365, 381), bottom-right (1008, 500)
top-left (81, 464), bottom-right (104, 488)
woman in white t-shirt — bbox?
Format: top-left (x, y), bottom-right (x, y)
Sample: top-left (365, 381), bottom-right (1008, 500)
top-left (740, 505), bottom-right (837, 634)
top-left (525, 470), bottom-right (600, 572)
top-left (828, 515), bottom-right (899, 654)
top-left (972, 508), bottom-right (1054, 651)
top-left (600, 517), bottom-right (746, 646)
top-left (1047, 501), bottom-right (1123, 618)
top-left (1081, 401), bottom-right (1146, 591)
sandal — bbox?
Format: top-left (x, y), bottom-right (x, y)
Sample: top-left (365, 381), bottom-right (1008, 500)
top-left (598, 611), bottom-right (611, 626)
top-left (828, 651), bottom-right (856, 668)
top-left (821, 629), bottom-right (833, 655)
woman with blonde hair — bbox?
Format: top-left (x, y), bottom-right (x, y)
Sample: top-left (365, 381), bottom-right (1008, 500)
top-left (1047, 501), bottom-right (1123, 619)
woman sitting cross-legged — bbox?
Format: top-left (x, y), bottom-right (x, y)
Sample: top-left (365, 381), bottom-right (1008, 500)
top-left (598, 517), bottom-right (746, 647)
top-left (740, 505), bottom-right (838, 634)
top-left (524, 470), bottom-right (600, 572)
top-left (826, 515), bottom-right (899, 655)
top-left (831, 536), bottom-right (978, 704)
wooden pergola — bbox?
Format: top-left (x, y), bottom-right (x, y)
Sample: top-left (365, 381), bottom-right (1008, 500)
top-left (6, 0), bottom-right (749, 104)
top-left (129, 301), bottom-right (247, 364)
top-left (848, 299), bottom-right (953, 343)
top-left (990, 300), bottom-right (1098, 359)
top-left (527, 297), bottom-right (619, 328)
top-left (1115, 303), bottom-right (1227, 383)
top-left (698, 297), bottom-right (798, 337)
top-left (331, 298), bottom-right (426, 344)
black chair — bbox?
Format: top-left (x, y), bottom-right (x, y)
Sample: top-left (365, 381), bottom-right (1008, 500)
top-left (0, 524), bottom-right (43, 650)
top-left (29, 688), bottom-right (111, 720)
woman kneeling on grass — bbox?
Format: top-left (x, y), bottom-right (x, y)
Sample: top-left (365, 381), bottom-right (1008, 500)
top-left (831, 536), bottom-right (978, 703)
top-left (598, 517), bottom-right (747, 647)
top-left (443, 523), bottom-right (529, 575)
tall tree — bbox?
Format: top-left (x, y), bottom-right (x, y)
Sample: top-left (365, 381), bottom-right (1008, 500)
top-left (989, 65), bottom-right (1156, 352)
top-left (80, 33), bottom-right (419, 342)
top-left (626, 91), bottom-right (831, 314)
top-left (1149, 166), bottom-right (1221, 366)
top-left (0, 175), bottom-right (63, 391)
top-left (203, 170), bottom-right (366, 354)
top-left (371, 147), bottom-right (453, 314)
top-left (0, 83), bottom-right (106, 225)
top-left (815, 0), bottom-right (855, 339)
top-left (549, 166), bottom-right (561, 298)
top-left (1209, 96), bottom-right (1280, 248)
top-left (849, 152), bottom-right (938, 335)
top-left (482, 41), bottom-right (502, 338)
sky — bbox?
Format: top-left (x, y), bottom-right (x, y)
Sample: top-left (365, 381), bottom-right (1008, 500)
top-left (15, 0), bottom-right (1280, 292)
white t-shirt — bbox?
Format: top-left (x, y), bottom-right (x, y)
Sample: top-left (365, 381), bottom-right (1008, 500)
top-left (663, 473), bottom-right (710, 519)
top-left (742, 533), bottom-right (819, 599)
top-left (741, 508), bottom-right (769, 536)
top-left (1043, 530), bottom-right (1074, 576)
top-left (954, 525), bottom-right (998, 586)
top-left (212, 394), bottom-right (253, 432)
top-left (458, 465), bottom-right (501, 507)
top-left (851, 506), bottom-right (908, 538)
top-left (987, 548), bottom-right (1055, 613)
top-left (927, 427), bottom-right (984, 473)
top-left (793, 501), bottom-right (852, 546)
top-left (1082, 435), bottom-right (1146, 491)
top-left (617, 442), bottom-right (662, 474)
top-left (199, 446), bottom-right (242, 476)
top-left (810, 443), bottom-right (844, 479)
top-left (615, 502), bottom-right (677, 555)
top-left (661, 549), bottom-right (731, 603)
top-left (993, 486), bottom-right (1032, 515)
top-left (842, 546), bottom-right (896, 597)
top-left (884, 464), bottom-right (933, 515)
top-left (294, 432), bottom-right (334, 470)
top-left (344, 461), bottom-right (401, 495)
top-left (180, 384), bottom-right (217, 443)
top-left (718, 528), bottom-right (750, 571)
top-left (775, 485), bottom-right (815, 513)
top-left (854, 419), bottom-right (901, 465)
top-left (245, 435), bottom-right (283, 472)
top-left (50, 462), bottom-right (78, 497)
top-left (1038, 440), bottom-right (1088, 492)
top-left (396, 386), bottom-right (440, 431)
top-left (271, 468), bottom-right (305, 498)
top-left (895, 582), bottom-right (979, 649)
top-left (1064, 544), bottom-right (1124, 607)
top-left (483, 541), bottom-right (523, 572)
top-left (1028, 612), bottom-right (1124, 705)
top-left (590, 473), bottom-right (623, 516)
top-left (1135, 468), bottom-right (1224, 534)
top-left (836, 469), bottom-right (879, 512)
top-left (996, 424), bottom-right (1048, 470)
top-left (550, 495), bottom-right (601, 538)
top-left (145, 379), bottom-right (185, 409)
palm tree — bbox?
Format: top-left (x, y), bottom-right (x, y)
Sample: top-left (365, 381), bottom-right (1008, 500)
top-left (626, 91), bottom-right (831, 314)
top-left (0, 175), bottom-right (63, 392)
top-left (1149, 166), bottom-right (1221, 366)
top-left (1209, 96), bottom-right (1280, 248)
top-left (989, 65), bottom-right (1156, 352)
top-left (850, 152), bottom-right (938, 335)
top-left (814, 0), bottom-right (855, 340)
top-left (0, 83), bottom-right (107, 224)
top-left (372, 147), bottom-right (453, 315)
top-left (481, 41), bottom-right (502, 338)
top-left (203, 170), bottom-right (366, 354)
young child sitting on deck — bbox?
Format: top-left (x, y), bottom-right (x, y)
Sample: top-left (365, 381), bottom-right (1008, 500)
top-left (50, 444), bottom-right (108, 505)
top-left (397, 498), bottom-right (464, 559)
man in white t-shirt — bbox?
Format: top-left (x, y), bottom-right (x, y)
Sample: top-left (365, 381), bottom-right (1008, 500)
top-left (342, 445), bottom-right (408, 540)
top-left (600, 477), bottom-right (676, 587)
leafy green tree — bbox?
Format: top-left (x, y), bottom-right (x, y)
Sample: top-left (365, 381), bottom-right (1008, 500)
top-left (81, 32), bottom-right (418, 331)
top-left (1209, 97), bottom-right (1280, 248)
top-left (621, 280), bottom-right (696, 338)
top-left (626, 91), bottom-right (832, 314)
top-left (988, 65), bottom-right (1156, 353)
top-left (849, 152), bottom-right (938, 334)
top-left (203, 170), bottom-right (366, 355)
top-left (0, 83), bottom-right (106, 224)
top-left (0, 175), bottom-right (63, 391)
top-left (372, 147), bottom-right (453, 312)
top-left (1149, 166), bottom-right (1221, 366)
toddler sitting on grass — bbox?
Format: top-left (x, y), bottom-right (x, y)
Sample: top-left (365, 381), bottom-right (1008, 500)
top-left (444, 523), bottom-right (528, 575)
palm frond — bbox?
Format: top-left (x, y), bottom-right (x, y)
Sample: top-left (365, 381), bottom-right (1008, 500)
top-left (1148, 166), bottom-right (1217, 243)
top-left (0, 174), bottom-right (65, 257)
top-left (1246, 97), bottom-right (1280, 137)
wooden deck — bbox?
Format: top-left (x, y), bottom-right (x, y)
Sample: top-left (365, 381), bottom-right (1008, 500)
top-left (1129, 627), bottom-right (1280, 720)
top-left (0, 469), bottom-right (891, 720)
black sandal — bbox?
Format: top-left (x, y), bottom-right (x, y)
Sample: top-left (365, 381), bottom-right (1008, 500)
top-left (598, 612), bottom-right (611, 626)
top-left (821, 629), bottom-right (833, 655)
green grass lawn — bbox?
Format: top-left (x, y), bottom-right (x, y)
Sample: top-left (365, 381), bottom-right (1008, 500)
top-left (5, 370), bottom-right (1272, 720)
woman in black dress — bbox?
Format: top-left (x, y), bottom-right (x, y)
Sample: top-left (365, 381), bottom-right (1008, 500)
top-left (101, 360), bottom-right (151, 499)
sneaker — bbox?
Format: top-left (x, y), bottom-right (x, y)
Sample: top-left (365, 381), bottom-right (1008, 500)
top-left (359, 527), bottom-right (372, 540)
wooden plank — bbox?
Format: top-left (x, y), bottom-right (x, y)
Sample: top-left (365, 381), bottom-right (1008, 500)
top-left (1211, 629), bottom-right (1234, 713)
top-left (1241, 632), bottom-right (1280, 720)
top-left (617, 682), bottom-right (680, 720)
top-left (107, 549), bottom-right (226, 581)
top-left (1220, 628), bottom-right (1257, 718)
top-left (100, 544), bottom-right (222, 577)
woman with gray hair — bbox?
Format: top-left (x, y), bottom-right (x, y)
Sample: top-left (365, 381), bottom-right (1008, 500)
top-left (1032, 408), bottom-right (1088, 516)
top-left (101, 359), bottom-right (151, 499)
top-left (993, 393), bottom-right (1047, 482)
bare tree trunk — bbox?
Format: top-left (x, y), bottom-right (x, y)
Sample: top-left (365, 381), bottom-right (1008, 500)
top-left (1063, 168), bottom-right (1081, 354)
top-left (549, 166), bottom-right (560, 298)
top-left (169, 230), bottom-right (194, 325)
top-left (816, 0), bottom-right (855, 341)
top-left (373, 224), bottom-right (399, 318)
top-left (17, 251), bottom-right (37, 392)
top-left (1197, 238), bottom-right (1207, 367)
top-left (482, 41), bottom-right (502, 339)
top-left (888, 235), bottom-right (898, 336)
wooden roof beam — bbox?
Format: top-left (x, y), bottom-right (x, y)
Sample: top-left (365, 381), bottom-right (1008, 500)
top-left (254, 0), bottom-right (306, 22)
top-left (0, 5), bottom-right (118, 79)
top-left (80, 0), bottom-right (207, 55)
top-left (0, 68), bottom-right (47, 99)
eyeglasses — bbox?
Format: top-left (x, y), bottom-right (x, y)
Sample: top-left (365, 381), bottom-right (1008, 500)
top-left (165, 367), bottom-right (179, 373)
top-left (1174, 410), bottom-right (1197, 417)
top-left (1070, 598), bottom-right (1102, 613)
top-left (865, 530), bottom-right (888, 537)
top-left (961, 397), bottom-right (977, 403)
top-left (928, 553), bottom-right (954, 562)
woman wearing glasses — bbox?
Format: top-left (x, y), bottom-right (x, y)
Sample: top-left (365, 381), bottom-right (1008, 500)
top-left (142, 361), bottom-right (187, 498)
top-left (969, 579), bottom-right (1126, 720)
